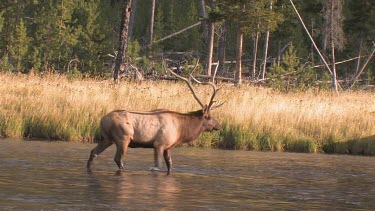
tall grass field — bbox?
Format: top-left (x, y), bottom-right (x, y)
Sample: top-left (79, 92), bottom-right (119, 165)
top-left (1, 73), bottom-right (375, 155)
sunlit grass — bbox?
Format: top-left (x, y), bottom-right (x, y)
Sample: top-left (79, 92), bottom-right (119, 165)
top-left (1, 73), bottom-right (375, 155)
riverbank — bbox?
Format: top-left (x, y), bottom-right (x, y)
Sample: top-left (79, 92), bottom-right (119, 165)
top-left (1, 73), bottom-right (375, 155)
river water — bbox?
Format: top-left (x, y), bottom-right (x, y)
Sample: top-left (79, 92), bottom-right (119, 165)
top-left (0, 139), bottom-right (374, 210)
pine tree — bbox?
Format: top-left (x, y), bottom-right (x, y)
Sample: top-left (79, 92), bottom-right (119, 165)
top-left (8, 19), bottom-right (29, 73)
top-left (73, 0), bottom-right (115, 74)
top-left (0, 1), bottom-right (24, 71)
top-left (345, 0), bottom-right (375, 80)
top-left (269, 44), bottom-right (316, 92)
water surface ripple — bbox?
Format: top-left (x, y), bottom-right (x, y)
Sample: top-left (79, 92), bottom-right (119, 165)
top-left (0, 139), bottom-right (374, 210)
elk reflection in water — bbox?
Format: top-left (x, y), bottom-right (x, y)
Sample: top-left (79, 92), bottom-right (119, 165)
top-left (86, 170), bottom-right (181, 210)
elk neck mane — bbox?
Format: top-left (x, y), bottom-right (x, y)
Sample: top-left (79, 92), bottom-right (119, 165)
top-left (113, 109), bottom-right (205, 117)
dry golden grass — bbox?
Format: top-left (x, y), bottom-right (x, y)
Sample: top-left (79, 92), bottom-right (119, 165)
top-left (1, 73), bottom-right (374, 154)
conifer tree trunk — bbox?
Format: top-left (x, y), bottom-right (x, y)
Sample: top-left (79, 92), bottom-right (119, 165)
top-left (331, 42), bottom-right (339, 93)
top-left (355, 38), bottom-right (363, 75)
top-left (205, 0), bottom-right (215, 75)
top-left (206, 22), bottom-right (214, 75)
top-left (235, 26), bottom-right (243, 84)
top-left (261, 1), bottom-right (272, 80)
top-left (218, 21), bottom-right (227, 74)
top-left (128, 0), bottom-right (137, 41)
top-left (261, 30), bottom-right (270, 80)
top-left (198, 0), bottom-right (208, 39)
top-left (149, 0), bottom-right (155, 45)
top-left (330, 2), bottom-right (338, 94)
top-left (322, 0), bottom-right (344, 93)
top-left (252, 31), bottom-right (259, 80)
top-left (114, 0), bottom-right (132, 83)
top-left (310, 18), bottom-right (315, 66)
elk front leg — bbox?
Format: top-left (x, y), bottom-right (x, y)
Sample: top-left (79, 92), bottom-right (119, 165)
top-left (87, 141), bottom-right (113, 169)
top-left (150, 147), bottom-right (164, 171)
top-left (114, 138), bottom-right (130, 171)
top-left (163, 149), bottom-right (172, 175)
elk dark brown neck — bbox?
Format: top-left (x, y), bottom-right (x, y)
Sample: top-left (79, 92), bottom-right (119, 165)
top-left (178, 110), bottom-right (205, 143)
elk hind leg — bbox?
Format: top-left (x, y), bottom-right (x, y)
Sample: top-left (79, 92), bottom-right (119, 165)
top-left (87, 140), bottom-right (113, 169)
top-left (114, 136), bottom-right (131, 171)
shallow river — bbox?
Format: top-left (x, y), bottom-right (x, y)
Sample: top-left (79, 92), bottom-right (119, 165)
top-left (0, 139), bottom-right (374, 210)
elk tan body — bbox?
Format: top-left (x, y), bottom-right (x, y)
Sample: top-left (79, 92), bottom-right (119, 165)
top-left (87, 61), bottom-right (223, 175)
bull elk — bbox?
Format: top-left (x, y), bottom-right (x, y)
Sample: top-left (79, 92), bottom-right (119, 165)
top-left (87, 62), bottom-right (223, 175)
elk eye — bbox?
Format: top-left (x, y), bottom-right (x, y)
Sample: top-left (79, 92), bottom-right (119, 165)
top-left (206, 116), bottom-right (212, 120)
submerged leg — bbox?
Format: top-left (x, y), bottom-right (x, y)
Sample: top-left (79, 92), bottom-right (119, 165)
top-left (150, 146), bottom-right (164, 171)
top-left (114, 137), bottom-right (130, 171)
top-left (163, 149), bottom-right (172, 175)
top-left (87, 141), bottom-right (113, 169)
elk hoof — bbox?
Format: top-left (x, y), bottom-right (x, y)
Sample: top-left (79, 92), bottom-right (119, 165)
top-left (149, 167), bottom-right (161, 171)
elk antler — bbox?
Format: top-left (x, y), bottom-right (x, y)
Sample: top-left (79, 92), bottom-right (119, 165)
top-left (190, 61), bottom-right (223, 111)
top-left (164, 59), bottom-right (205, 109)
top-left (166, 59), bottom-right (224, 111)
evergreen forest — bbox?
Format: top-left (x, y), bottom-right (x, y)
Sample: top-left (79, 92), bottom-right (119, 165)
top-left (0, 0), bottom-right (374, 91)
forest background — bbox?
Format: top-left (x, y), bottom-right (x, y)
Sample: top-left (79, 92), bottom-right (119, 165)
top-left (0, 0), bottom-right (374, 91)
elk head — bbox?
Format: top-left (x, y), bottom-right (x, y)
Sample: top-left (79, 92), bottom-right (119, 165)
top-left (166, 60), bottom-right (224, 131)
